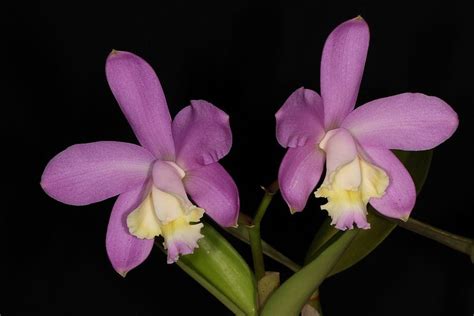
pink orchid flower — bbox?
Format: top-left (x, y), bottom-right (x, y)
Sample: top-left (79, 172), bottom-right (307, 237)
top-left (276, 17), bottom-right (458, 230)
top-left (41, 51), bottom-right (239, 275)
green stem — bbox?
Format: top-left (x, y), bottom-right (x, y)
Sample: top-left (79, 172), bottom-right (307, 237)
top-left (383, 215), bottom-right (474, 262)
top-left (225, 224), bottom-right (301, 272)
top-left (248, 181), bottom-right (279, 281)
top-left (248, 226), bottom-right (265, 281)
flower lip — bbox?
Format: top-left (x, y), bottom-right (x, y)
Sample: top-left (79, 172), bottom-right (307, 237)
top-left (314, 128), bottom-right (390, 230)
top-left (126, 185), bottom-right (205, 263)
top-left (315, 155), bottom-right (389, 230)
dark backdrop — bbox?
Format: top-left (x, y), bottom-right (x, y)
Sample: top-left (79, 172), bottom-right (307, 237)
top-left (3, 0), bottom-right (473, 315)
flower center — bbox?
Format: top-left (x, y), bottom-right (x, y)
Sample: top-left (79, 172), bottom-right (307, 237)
top-left (126, 186), bottom-right (204, 263)
top-left (163, 161), bottom-right (186, 179)
top-left (314, 128), bottom-right (389, 230)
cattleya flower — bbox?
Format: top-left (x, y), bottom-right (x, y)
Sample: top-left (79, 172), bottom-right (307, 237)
top-left (276, 17), bottom-right (458, 230)
top-left (41, 51), bottom-right (239, 275)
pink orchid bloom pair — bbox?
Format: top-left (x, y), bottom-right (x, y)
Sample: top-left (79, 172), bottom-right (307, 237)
top-left (41, 16), bottom-right (458, 275)
top-left (41, 51), bottom-right (239, 275)
top-left (276, 17), bottom-right (458, 230)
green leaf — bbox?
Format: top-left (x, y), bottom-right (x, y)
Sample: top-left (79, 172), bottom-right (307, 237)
top-left (175, 224), bottom-right (257, 315)
top-left (260, 230), bottom-right (358, 316)
top-left (304, 150), bottom-right (433, 276)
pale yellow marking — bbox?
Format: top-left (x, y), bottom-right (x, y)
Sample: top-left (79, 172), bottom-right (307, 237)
top-left (127, 193), bottom-right (162, 239)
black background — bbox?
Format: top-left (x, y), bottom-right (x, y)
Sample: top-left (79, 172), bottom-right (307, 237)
top-left (3, 0), bottom-right (473, 315)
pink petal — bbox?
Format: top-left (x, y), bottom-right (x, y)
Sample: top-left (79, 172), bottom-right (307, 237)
top-left (342, 93), bottom-right (459, 150)
top-left (363, 146), bottom-right (416, 219)
top-left (320, 17), bottom-right (370, 128)
top-left (172, 100), bottom-right (232, 170)
top-left (275, 87), bottom-right (325, 148)
top-left (106, 183), bottom-right (154, 276)
top-left (106, 51), bottom-right (175, 160)
top-left (278, 144), bottom-right (325, 213)
top-left (41, 141), bottom-right (154, 206)
top-left (183, 163), bottom-right (239, 227)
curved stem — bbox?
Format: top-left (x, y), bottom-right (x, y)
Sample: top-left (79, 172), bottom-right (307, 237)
top-left (381, 215), bottom-right (474, 262)
top-left (248, 180), bottom-right (279, 280)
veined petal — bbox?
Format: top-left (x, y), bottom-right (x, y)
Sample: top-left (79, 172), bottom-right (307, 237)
top-left (106, 51), bottom-right (175, 159)
top-left (106, 183), bottom-right (153, 276)
top-left (363, 147), bottom-right (416, 219)
top-left (184, 162), bottom-right (240, 227)
top-left (341, 93), bottom-right (459, 150)
top-left (275, 87), bottom-right (325, 148)
top-left (321, 17), bottom-right (370, 128)
top-left (172, 100), bottom-right (232, 170)
top-left (41, 141), bottom-right (154, 206)
top-left (278, 143), bottom-right (325, 213)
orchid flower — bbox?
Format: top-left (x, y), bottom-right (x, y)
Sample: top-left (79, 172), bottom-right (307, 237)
top-left (41, 51), bottom-right (239, 275)
top-left (276, 17), bottom-right (458, 230)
